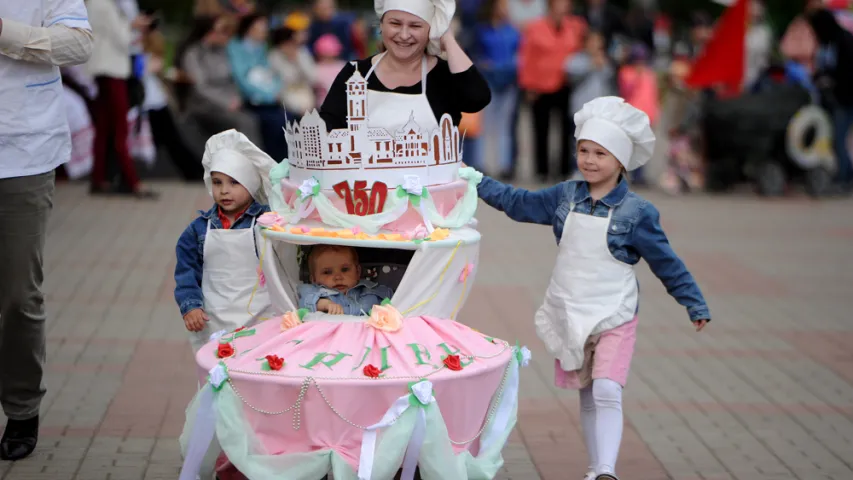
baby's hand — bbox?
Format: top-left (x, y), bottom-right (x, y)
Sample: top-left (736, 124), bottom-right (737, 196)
top-left (693, 319), bottom-right (709, 332)
top-left (183, 308), bottom-right (208, 332)
top-left (317, 299), bottom-right (345, 315)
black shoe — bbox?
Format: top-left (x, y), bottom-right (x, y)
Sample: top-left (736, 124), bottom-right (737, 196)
top-left (0, 416), bottom-right (39, 461)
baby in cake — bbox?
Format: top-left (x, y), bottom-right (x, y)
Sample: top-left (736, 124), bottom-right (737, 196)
top-left (297, 245), bottom-right (394, 315)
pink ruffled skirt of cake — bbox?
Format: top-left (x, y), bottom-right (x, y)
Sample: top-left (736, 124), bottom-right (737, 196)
top-left (554, 316), bottom-right (638, 390)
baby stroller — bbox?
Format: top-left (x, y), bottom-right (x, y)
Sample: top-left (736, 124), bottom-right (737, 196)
top-left (702, 71), bottom-right (837, 197)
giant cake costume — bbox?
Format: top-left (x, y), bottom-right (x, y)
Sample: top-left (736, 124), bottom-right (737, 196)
top-left (178, 11), bottom-right (527, 480)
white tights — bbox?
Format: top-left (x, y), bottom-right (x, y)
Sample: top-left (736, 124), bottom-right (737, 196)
top-left (579, 378), bottom-right (623, 476)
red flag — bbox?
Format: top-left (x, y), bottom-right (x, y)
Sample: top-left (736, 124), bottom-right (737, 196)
top-left (685, 0), bottom-right (748, 95)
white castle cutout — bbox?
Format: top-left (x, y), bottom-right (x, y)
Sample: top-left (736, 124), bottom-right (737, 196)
top-left (284, 69), bottom-right (462, 177)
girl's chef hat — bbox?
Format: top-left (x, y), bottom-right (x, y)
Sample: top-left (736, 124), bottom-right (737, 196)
top-left (574, 96), bottom-right (656, 171)
top-left (375, 0), bottom-right (456, 56)
top-left (202, 129), bottom-right (278, 204)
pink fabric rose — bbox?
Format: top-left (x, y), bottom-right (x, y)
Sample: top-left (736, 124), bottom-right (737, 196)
top-left (367, 304), bottom-right (403, 333)
top-left (411, 224), bottom-right (429, 240)
top-left (280, 311), bottom-right (303, 332)
top-left (257, 212), bottom-right (285, 227)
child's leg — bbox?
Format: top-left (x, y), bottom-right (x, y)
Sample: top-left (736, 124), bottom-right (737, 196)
top-left (592, 378), bottom-right (623, 475)
top-left (579, 386), bottom-right (598, 473)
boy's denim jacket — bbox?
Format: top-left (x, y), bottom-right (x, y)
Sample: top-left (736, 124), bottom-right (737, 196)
top-left (478, 177), bottom-right (711, 322)
top-left (174, 202), bottom-right (270, 316)
top-left (298, 280), bottom-right (394, 316)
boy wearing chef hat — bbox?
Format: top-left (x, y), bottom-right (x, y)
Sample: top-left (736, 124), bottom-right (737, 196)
top-left (174, 129), bottom-right (277, 353)
top-left (476, 97), bottom-right (711, 480)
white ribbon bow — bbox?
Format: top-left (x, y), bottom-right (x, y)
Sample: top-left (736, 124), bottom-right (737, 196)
top-left (358, 380), bottom-right (435, 480)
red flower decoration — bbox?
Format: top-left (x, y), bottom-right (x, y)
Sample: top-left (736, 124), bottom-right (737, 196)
top-left (234, 327), bottom-right (246, 332)
top-left (363, 364), bottom-right (382, 378)
top-left (443, 355), bottom-right (463, 371)
top-left (217, 343), bottom-right (235, 358)
top-left (265, 354), bottom-right (284, 371)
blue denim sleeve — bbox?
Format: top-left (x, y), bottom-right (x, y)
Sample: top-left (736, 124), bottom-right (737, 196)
top-left (174, 222), bottom-right (204, 317)
top-left (633, 203), bottom-right (710, 322)
top-left (477, 176), bottom-right (565, 225)
top-left (297, 284), bottom-right (331, 312)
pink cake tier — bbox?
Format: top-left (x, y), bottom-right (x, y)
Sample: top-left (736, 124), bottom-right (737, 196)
top-left (195, 315), bottom-right (513, 473)
top-left (279, 178), bottom-right (470, 235)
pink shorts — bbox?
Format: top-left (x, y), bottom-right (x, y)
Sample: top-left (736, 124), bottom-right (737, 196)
top-left (554, 316), bottom-right (638, 390)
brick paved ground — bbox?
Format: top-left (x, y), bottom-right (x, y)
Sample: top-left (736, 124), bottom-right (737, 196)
top-left (1, 180), bottom-right (852, 480)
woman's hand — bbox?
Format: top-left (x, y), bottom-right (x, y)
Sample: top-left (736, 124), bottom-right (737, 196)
top-left (440, 30), bottom-right (458, 52)
top-left (440, 30), bottom-right (474, 73)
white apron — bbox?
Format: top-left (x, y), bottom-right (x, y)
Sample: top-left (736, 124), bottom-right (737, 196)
top-left (190, 217), bottom-right (272, 352)
top-left (363, 53), bottom-right (439, 133)
top-left (534, 206), bottom-right (638, 372)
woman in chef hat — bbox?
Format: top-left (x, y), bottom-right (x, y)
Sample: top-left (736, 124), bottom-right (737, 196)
top-left (318, 0), bottom-right (491, 135)
top-left (174, 129), bottom-right (277, 353)
top-left (476, 97), bottom-right (711, 480)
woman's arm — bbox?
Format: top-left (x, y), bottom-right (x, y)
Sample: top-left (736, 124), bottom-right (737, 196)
top-left (441, 31), bottom-right (473, 73)
top-left (319, 61), bottom-right (357, 130)
top-left (477, 176), bottom-right (564, 225)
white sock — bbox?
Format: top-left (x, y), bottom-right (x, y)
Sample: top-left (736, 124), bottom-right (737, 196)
top-left (579, 386), bottom-right (598, 472)
top-left (592, 378), bottom-right (623, 475)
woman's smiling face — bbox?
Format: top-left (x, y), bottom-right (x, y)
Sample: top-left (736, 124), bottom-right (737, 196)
top-left (381, 10), bottom-right (430, 61)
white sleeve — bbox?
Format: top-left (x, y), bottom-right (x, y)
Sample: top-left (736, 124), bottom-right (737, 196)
top-left (0, 0), bottom-right (93, 66)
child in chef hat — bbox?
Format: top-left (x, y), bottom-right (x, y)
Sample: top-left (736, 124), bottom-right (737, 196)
top-left (476, 97), bottom-right (711, 480)
top-left (175, 129), bottom-right (278, 353)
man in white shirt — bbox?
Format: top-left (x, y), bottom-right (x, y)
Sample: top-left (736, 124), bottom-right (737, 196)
top-left (0, 0), bottom-right (93, 461)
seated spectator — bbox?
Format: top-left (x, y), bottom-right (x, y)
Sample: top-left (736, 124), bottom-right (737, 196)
top-left (228, 13), bottom-right (289, 161)
top-left (269, 27), bottom-right (317, 117)
top-left (182, 15), bottom-right (262, 146)
top-left (308, 0), bottom-right (355, 60)
top-left (313, 34), bottom-right (346, 107)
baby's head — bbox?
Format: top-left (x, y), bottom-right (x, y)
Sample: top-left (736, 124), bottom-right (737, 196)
top-left (309, 245), bottom-right (361, 293)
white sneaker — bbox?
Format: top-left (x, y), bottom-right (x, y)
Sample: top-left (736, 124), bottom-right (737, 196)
top-left (583, 472), bottom-right (596, 480)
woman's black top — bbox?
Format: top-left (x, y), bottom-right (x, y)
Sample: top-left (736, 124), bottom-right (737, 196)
top-left (319, 55), bottom-right (492, 130)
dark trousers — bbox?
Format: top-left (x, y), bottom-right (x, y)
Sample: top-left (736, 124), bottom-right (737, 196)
top-left (148, 107), bottom-right (204, 181)
top-left (531, 86), bottom-right (575, 178)
top-left (91, 77), bottom-right (140, 190)
top-left (0, 172), bottom-right (53, 420)
top-left (248, 104), bottom-right (289, 162)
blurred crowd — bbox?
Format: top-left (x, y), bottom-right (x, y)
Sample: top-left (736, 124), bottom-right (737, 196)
top-left (61, 0), bottom-right (853, 198)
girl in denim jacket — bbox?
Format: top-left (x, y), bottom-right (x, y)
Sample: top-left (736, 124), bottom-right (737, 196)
top-left (476, 97), bottom-right (710, 480)
top-left (174, 130), bottom-right (276, 353)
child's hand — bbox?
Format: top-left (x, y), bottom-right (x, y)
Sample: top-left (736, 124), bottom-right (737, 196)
top-left (183, 308), bottom-right (208, 332)
top-left (694, 319), bottom-right (709, 332)
top-left (317, 299), bottom-right (344, 315)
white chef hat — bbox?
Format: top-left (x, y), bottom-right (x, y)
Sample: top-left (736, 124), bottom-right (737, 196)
top-left (574, 97), bottom-right (656, 171)
top-left (202, 130), bottom-right (278, 205)
top-left (375, 0), bottom-right (456, 56)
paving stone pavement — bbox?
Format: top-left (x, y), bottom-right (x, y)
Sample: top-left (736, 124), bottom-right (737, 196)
top-left (1, 181), bottom-right (852, 480)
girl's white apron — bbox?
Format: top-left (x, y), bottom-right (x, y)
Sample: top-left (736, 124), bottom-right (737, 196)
top-left (190, 217), bottom-right (271, 352)
top-left (363, 53), bottom-right (439, 133)
top-left (534, 206), bottom-right (638, 371)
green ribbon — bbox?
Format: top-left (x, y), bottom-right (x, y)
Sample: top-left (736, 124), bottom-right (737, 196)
top-left (380, 298), bottom-right (392, 306)
top-left (208, 361), bottom-right (229, 392)
top-left (297, 308), bottom-right (309, 321)
top-left (407, 380), bottom-right (433, 408)
top-left (513, 342), bottom-right (522, 366)
top-left (395, 186), bottom-right (428, 208)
